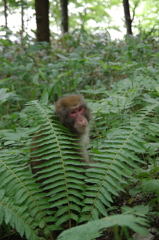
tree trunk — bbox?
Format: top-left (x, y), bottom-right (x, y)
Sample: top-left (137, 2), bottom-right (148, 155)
top-left (60, 0), bottom-right (68, 34)
top-left (3, 0), bottom-right (7, 28)
top-left (35, 0), bottom-right (50, 43)
top-left (122, 0), bottom-right (133, 35)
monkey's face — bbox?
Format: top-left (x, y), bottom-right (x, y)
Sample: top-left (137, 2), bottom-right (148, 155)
top-left (69, 106), bottom-right (88, 134)
top-left (55, 94), bottom-right (90, 135)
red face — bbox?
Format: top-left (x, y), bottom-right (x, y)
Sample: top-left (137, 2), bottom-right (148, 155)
top-left (69, 106), bottom-right (88, 133)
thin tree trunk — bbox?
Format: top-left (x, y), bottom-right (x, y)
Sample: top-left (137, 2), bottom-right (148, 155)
top-left (4, 0), bottom-right (7, 28)
top-left (21, 1), bottom-right (24, 44)
top-left (35, 0), bottom-right (50, 43)
top-left (60, 0), bottom-right (68, 34)
top-left (123, 0), bottom-right (133, 35)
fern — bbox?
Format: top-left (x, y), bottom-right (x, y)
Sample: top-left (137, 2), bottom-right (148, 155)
top-left (80, 103), bottom-right (159, 222)
top-left (1, 100), bottom-right (159, 239)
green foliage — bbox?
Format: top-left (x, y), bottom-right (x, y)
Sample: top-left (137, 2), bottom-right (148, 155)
top-left (134, 0), bottom-right (159, 36)
top-left (1, 33), bottom-right (159, 239)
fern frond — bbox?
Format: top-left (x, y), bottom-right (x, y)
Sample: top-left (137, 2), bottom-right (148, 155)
top-left (57, 214), bottom-right (149, 240)
top-left (0, 151), bottom-right (49, 240)
top-left (81, 103), bottom-right (159, 221)
top-left (27, 101), bottom-right (85, 227)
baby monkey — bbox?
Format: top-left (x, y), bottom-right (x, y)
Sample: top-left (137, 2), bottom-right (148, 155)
top-left (30, 94), bottom-right (91, 176)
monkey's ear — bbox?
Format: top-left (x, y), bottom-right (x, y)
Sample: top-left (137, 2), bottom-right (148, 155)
top-left (54, 105), bottom-right (67, 120)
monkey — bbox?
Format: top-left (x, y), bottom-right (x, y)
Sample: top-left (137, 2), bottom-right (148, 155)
top-left (30, 94), bottom-right (91, 179)
top-left (55, 94), bottom-right (91, 165)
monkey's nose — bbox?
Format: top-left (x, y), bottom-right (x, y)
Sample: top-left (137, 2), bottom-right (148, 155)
top-left (79, 119), bottom-right (86, 125)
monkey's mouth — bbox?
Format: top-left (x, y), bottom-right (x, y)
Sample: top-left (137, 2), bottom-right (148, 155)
top-left (78, 125), bottom-right (87, 132)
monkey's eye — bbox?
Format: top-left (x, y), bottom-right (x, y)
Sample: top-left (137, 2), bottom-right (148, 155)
top-left (70, 110), bottom-right (76, 114)
top-left (78, 106), bottom-right (83, 112)
top-left (69, 110), bottom-right (77, 118)
top-left (78, 106), bottom-right (84, 114)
